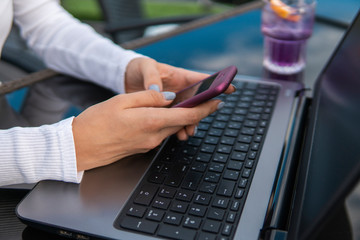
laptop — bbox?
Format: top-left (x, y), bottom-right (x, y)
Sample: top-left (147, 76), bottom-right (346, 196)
top-left (16, 10), bottom-right (360, 240)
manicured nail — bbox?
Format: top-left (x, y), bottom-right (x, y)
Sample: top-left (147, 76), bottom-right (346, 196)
top-left (217, 101), bottom-right (225, 110)
top-left (162, 91), bottom-right (176, 100)
top-left (193, 126), bottom-right (198, 136)
top-left (149, 84), bottom-right (160, 92)
top-left (231, 84), bottom-right (237, 92)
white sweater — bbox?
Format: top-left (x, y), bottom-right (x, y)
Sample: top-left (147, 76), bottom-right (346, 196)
top-left (0, 0), bottom-right (144, 186)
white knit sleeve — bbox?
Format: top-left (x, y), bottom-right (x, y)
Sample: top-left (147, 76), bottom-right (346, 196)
top-left (13, 0), bottom-right (145, 94)
top-left (0, 117), bottom-right (83, 186)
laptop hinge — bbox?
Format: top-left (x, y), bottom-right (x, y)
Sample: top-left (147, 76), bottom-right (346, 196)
top-left (261, 227), bottom-right (288, 240)
top-left (269, 229), bottom-right (288, 240)
top-left (260, 93), bottom-right (311, 240)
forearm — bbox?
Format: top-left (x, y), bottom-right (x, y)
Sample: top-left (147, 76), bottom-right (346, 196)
top-left (13, 0), bottom-right (144, 93)
top-left (0, 117), bottom-right (82, 186)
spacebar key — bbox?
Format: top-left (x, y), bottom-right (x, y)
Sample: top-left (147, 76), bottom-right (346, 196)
top-left (120, 217), bottom-right (158, 234)
top-left (158, 225), bottom-right (196, 240)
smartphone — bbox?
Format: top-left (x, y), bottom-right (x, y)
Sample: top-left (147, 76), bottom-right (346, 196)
top-left (171, 65), bottom-right (237, 108)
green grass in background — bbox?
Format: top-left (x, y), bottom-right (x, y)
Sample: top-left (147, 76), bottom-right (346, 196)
top-left (61, 0), bottom-right (230, 21)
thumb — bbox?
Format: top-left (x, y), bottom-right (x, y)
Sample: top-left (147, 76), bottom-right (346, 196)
top-left (117, 90), bottom-right (176, 109)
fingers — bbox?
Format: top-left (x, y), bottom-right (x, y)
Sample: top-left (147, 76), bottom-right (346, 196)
top-left (165, 64), bottom-right (209, 85)
top-left (156, 99), bottom-right (222, 129)
top-left (224, 84), bottom-right (237, 94)
top-left (139, 59), bottom-right (164, 91)
top-left (113, 90), bottom-right (175, 109)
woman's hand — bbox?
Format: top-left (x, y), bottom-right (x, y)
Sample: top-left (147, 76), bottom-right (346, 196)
top-left (124, 58), bottom-right (236, 140)
top-left (125, 57), bottom-right (211, 93)
top-left (72, 90), bottom-right (223, 171)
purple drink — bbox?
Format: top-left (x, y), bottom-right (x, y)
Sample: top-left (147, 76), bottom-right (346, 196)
top-left (261, 0), bottom-right (316, 75)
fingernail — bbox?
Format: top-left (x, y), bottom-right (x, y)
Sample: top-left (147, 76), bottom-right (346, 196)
top-left (232, 84), bottom-right (237, 92)
top-left (149, 84), bottom-right (160, 92)
top-left (162, 91), bottom-right (176, 100)
top-left (217, 101), bottom-right (225, 110)
top-left (193, 126), bottom-right (198, 136)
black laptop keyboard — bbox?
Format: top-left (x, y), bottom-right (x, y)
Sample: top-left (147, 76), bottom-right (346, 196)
top-left (114, 81), bottom-right (279, 240)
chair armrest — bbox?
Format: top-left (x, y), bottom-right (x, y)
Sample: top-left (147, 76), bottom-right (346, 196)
top-left (104, 14), bottom-right (208, 34)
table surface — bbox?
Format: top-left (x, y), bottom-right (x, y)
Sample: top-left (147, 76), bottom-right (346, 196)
top-left (0, 1), bottom-right (359, 239)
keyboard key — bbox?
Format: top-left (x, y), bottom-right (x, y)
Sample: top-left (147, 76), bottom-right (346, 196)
top-left (146, 209), bottom-right (165, 222)
top-left (224, 129), bottom-right (239, 137)
top-left (158, 187), bottom-right (176, 199)
top-left (199, 182), bottom-right (217, 194)
top-left (257, 127), bottom-right (265, 135)
top-left (216, 114), bottom-right (230, 122)
top-left (120, 217), bottom-right (158, 234)
top-left (239, 178), bottom-right (248, 188)
top-left (204, 172), bottom-right (221, 183)
top-left (133, 184), bottom-right (158, 206)
top-left (196, 153), bottom-right (212, 163)
top-left (182, 171), bottom-right (202, 190)
top-left (207, 208), bottom-right (225, 221)
top-left (235, 188), bottom-right (245, 199)
top-left (158, 225), bottom-right (196, 240)
top-left (202, 116), bottom-right (214, 123)
top-left (231, 200), bottom-right (240, 211)
top-left (244, 120), bottom-right (258, 128)
top-left (223, 170), bottom-right (240, 181)
top-left (227, 160), bottom-right (243, 171)
top-left (222, 224), bottom-right (232, 236)
top-left (208, 163), bottom-right (225, 173)
top-left (231, 115), bottom-right (245, 122)
top-left (213, 121), bottom-right (227, 129)
top-left (217, 145), bottom-right (232, 154)
top-left (212, 197), bottom-right (229, 209)
top-left (176, 190), bottom-right (193, 202)
top-left (242, 168), bottom-right (251, 178)
top-left (238, 135), bottom-right (252, 143)
top-left (164, 213), bottom-right (183, 225)
top-left (189, 204), bottom-right (207, 217)
top-left (234, 108), bottom-right (248, 115)
top-left (201, 144), bottom-right (216, 153)
top-left (170, 201), bottom-right (189, 213)
top-left (217, 180), bottom-right (235, 197)
top-left (191, 162), bottom-right (207, 173)
top-left (187, 138), bottom-right (202, 147)
top-left (153, 197), bottom-right (170, 210)
top-left (198, 123), bottom-right (210, 130)
top-left (183, 216), bottom-right (202, 229)
top-left (241, 127), bottom-right (256, 136)
top-left (198, 232), bottom-right (217, 240)
top-left (226, 212), bottom-right (237, 223)
top-left (219, 107), bottom-right (233, 115)
top-left (248, 151), bottom-right (257, 160)
top-left (234, 143), bottom-right (249, 152)
top-left (254, 135), bottom-right (263, 142)
top-left (194, 193), bottom-right (212, 205)
top-left (204, 136), bottom-right (220, 145)
top-left (231, 152), bottom-right (246, 161)
top-left (220, 136), bottom-right (235, 145)
top-left (208, 128), bottom-right (223, 137)
top-left (164, 174), bottom-right (182, 187)
top-left (213, 153), bottom-right (228, 163)
top-left (194, 130), bottom-right (206, 138)
top-left (251, 143), bottom-right (260, 151)
top-left (245, 159), bottom-right (255, 168)
top-left (148, 172), bottom-right (165, 184)
top-left (203, 220), bottom-right (221, 234)
top-left (126, 205), bottom-right (147, 218)
top-left (227, 121), bottom-right (242, 129)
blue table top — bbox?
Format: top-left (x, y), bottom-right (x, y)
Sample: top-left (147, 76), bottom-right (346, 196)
top-left (136, 3), bottom-right (359, 88)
